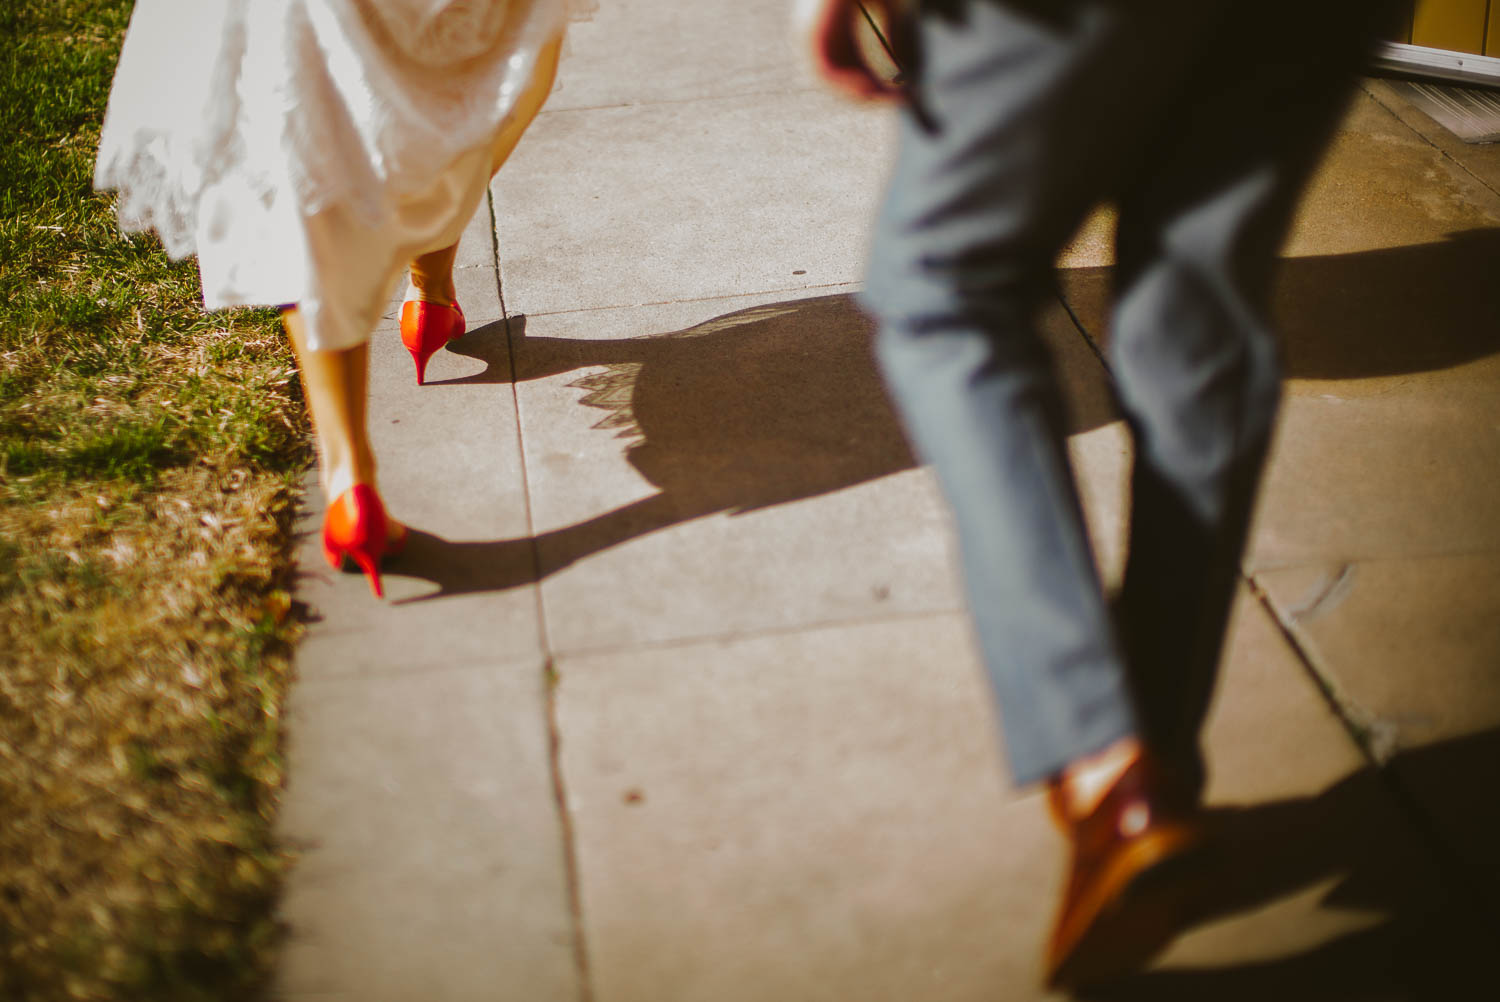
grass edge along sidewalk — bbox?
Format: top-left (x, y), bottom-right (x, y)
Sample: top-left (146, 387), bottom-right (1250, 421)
top-left (1, 2), bottom-right (311, 998)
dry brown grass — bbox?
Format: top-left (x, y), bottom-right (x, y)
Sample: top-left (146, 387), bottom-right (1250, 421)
top-left (2, 2), bottom-right (313, 997)
top-left (0, 469), bottom-right (301, 999)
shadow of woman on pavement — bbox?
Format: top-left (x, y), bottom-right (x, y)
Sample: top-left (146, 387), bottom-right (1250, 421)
top-left (392, 293), bottom-right (930, 599)
top-left (390, 229), bottom-right (1500, 601)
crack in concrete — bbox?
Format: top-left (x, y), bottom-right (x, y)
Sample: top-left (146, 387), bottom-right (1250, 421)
top-left (1250, 573), bottom-right (1398, 761)
top-left (490, 187), bottom-right (595, 1002)
top-left (1363, 80), bottom-right (1500, 205)
top-left (544, 656), bottom-right (596, 1002)
top-left (1285, 562), bottom-right (1357, 623)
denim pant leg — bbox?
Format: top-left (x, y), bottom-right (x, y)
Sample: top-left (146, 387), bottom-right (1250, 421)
top-left (862, 0), bottom-right (1226, 786)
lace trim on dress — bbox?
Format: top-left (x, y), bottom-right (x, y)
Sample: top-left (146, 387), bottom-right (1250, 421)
top-left (95, 1), bottom-right (260, 258)
top-left (94, 0), bottom-right (583, 260)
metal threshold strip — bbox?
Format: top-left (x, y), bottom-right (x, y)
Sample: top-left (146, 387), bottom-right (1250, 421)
top-left (1373, 43), bottom-right (1500, 88)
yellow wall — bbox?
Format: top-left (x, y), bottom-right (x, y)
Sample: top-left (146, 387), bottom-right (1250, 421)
top-left (1396, 7), bottom-right (1415, 43)
top-left (1410, 0), bottom-right (1491, 54)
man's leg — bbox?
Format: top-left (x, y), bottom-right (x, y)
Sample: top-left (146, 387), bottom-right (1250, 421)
top-left (863, 5), bottom-right (1243, 981)
top-left (864, 0), bottom-right (1223, 786)
top-left (1107, 0), bottom-right (1401, 796)
top-left (861, 0), bottom-right (1404, 984)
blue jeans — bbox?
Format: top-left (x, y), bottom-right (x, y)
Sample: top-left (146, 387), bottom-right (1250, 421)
top-left (862, 0), bottom-right (1396, 786)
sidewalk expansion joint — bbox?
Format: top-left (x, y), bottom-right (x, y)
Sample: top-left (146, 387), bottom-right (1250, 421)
top-left (290, 656), bottom-right (545, 688)
top-left (491, 187), bottom-right (593, 1000)
top-left (1246, 573), bottom-right (1500, 921)
top-left (512, 280), bottom-right (864, 320)
top-left (1247, 573), bottom-right (1393, 764)
top-left (536, 85), bottom-right (833, 118)
top-left (486, 187), bottom-right (548, 645)
top-left (1363, 80), bottom-right (1500, 204)
top-left (1056, 287), bottom-right (1111, 371)
top-left (542, 605), bottom-right (969, 663)
top-left (544, 655), bottom-right (596, 1002)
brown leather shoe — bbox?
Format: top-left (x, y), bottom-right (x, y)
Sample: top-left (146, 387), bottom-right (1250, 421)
top-left (1044, 755), bottom-right (1207, 989)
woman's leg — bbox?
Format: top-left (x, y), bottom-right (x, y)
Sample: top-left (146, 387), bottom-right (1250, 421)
top-left (488, 34), bottom-right (563, 177)
top-left (283, 307), bottom-right (401, 537)
top-left (405, 34), bottom-right (564, 305)
top-left (406, 242), bottom-right (460, 306)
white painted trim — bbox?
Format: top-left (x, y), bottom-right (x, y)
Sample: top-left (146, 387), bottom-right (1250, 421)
top-left (1373, 43), bottom-right (1500, 88)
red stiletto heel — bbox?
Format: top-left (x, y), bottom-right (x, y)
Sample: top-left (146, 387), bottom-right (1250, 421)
top-left (399, 300), bottom-right (465, 385)
top-left (321, 484), bottom-right (409, 598)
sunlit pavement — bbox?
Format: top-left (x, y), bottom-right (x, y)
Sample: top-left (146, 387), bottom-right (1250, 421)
top-left (274, 5), bottom-right (1500, 1000)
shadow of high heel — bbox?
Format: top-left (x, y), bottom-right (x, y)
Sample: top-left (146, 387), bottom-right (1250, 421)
top-left (369, 229), bottom-right (1500, 603)
top-left (385, 492), bottom-right (687, 604)
top-left (383, 528), bottom-right (541, 604)
top-left (419, 318), bottom-right (512, 386)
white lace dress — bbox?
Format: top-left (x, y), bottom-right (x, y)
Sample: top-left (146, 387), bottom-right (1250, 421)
top-left (95, 0), bottom-right (587, 351)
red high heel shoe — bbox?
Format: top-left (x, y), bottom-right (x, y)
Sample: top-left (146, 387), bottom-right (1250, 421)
top-left (321, 484), bottom-right (409, 598)
top-left (399, 300), bottom-right (466, 385)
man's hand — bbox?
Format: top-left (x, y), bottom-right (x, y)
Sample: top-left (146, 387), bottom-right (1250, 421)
top-left (793, 0), bottom-right (906, 102)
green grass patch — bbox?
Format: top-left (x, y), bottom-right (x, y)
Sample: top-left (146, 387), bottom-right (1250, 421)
top-left (0, 3), bottom-right (312, 1000)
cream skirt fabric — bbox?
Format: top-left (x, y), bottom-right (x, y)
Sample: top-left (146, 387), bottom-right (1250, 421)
top-left (95, 0), bottom-right (587, 351)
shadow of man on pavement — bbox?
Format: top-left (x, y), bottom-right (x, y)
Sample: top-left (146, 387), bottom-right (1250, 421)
top-left (1077, 725), bottom-right (1500, 1001)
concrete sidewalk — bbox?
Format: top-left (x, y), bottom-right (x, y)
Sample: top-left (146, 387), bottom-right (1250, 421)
top-left (274, 4), bottom-right (1500, 1000)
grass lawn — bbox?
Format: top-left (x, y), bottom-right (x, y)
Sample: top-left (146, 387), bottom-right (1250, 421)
top-left (1, 2), bottom-right (310, 998)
